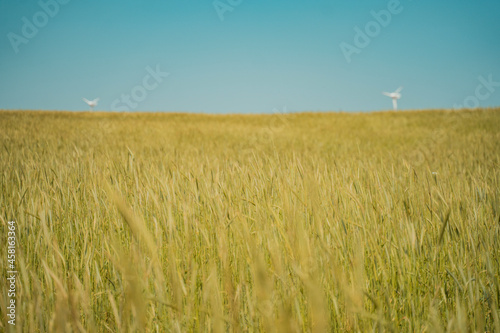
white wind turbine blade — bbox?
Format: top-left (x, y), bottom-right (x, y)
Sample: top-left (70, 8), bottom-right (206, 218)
top-left (395, 87), bottom-right (403, 94)
top-left (382, 92), bottom-right (392, 97)
top-left (83, 98), bottom-right (97, 111)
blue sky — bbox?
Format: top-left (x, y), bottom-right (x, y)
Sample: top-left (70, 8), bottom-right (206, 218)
top-left (1, 0), bottom-right (499, 113)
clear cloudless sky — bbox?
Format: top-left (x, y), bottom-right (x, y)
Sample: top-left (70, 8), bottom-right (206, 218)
top-left (1, 0), bottom-right (499, 113)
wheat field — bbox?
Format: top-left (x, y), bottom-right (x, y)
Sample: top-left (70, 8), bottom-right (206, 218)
top-left (0, 109), bottom-right (499, 332)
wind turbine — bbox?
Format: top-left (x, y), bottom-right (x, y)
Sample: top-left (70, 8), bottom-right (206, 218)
top-left (382, 87), bottom-right (403, 111)
top-left (83, 98), bottom-right (99, 111)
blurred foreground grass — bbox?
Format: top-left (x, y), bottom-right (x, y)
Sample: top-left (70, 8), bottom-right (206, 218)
top-left (0, 109), bottom-right (499, 332)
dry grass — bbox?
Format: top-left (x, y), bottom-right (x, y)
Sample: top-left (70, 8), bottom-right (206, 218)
top-left (0, 109), bottom-right (499, 332)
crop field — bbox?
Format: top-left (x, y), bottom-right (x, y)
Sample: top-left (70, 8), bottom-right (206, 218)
top-left (0, 109), bottom-right (499, 332)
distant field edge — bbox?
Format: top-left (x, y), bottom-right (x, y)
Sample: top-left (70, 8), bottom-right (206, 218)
top-left (0, 107), bottom-right (499, 117)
